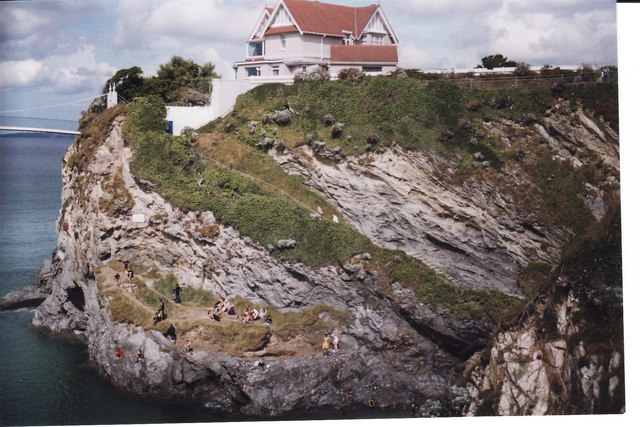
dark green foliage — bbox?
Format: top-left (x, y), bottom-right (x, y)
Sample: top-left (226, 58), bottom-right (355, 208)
top-left (104, 56), bottom-right (219, 105)
top-left (104, 66), bottom-right (145, 102)
top-left (562, 205), bottom-right (622, 318)
top-left (477, 54), bottom-right (518, 69)
top-left (530, 151), bottom-right (594, 234)
top-left (124, 96), bottom-right (168, 134)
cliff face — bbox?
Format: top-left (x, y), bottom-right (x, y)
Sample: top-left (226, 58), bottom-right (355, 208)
top-left (26, 116), bottom-right (489, 415)
top-left (12, 93), bottom-right (621, 416)
top-left (270, 100), bottom-right (618, 296)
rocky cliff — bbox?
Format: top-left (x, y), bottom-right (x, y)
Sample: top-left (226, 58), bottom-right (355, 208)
top-left (1, 83), bottom-right (622, 417)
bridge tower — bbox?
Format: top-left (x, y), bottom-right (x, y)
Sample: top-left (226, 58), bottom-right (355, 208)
top-left (107, 84), bottom-right (118, 109)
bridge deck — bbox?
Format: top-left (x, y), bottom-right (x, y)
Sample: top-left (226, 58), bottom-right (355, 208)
top-left (0, 126), bottom-right (80, 136)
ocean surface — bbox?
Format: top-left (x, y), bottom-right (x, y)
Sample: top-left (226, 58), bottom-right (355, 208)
top-left (0, 134), bottom-right (401, 426)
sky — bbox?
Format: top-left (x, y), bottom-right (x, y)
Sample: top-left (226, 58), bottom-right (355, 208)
top-left (0, 0), bottom-right (619, 122)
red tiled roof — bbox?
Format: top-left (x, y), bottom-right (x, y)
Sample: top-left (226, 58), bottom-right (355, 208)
top-left (330, 45), bottom-right (398, 64)
top-left (282, 0), bottom-right (378, 38)
top-left (265, 25), bottom-right (298, 35)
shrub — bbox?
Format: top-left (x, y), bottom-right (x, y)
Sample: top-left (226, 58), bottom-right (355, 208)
top-left (513, 62), bottom-right (532, 76)
top-left (338, 67), bottom-right (365, 85)
top-left (294, 68), bottom-right (330, 82)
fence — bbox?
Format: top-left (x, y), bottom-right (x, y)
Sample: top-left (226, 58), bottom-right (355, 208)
top-left (433, 71), bottom-right (616, 90)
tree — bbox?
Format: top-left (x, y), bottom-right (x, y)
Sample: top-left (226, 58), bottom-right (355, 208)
top-left (104, 66), bottom-right (145, 103)
top-left (103, 56), bottom-right (221, 106)
top-left (151, 56), bottom-right (220, 104)
top-left (477, 54), bottom-right (518, 70)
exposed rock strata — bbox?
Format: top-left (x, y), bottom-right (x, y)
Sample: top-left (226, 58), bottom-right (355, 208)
top-left (463, 278), bottom-right (624, 415)
top-left (270, 103), bottom-right (618, 294)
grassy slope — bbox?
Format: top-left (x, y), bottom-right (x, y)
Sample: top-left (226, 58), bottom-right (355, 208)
top-left (103, 77), bottom-right (617, 327)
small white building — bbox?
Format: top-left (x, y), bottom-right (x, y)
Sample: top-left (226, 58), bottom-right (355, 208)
top-left (233, 0), bottom-right (399, 81)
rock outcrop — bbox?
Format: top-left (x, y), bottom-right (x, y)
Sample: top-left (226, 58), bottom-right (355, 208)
top-left (463, 276), bottom-right (624, 415)
top-left (23, 116), bottom-right (491, 416)
top-left (270, 101), bottom-right (619, 295)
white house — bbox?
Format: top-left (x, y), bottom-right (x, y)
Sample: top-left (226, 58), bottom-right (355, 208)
top-left (233, 0), bottom-right (399, 81)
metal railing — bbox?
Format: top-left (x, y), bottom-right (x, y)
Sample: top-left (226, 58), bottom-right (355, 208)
top-left (432, 71), bottom-right (616, 90)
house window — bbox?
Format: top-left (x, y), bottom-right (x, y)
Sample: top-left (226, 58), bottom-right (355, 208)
top-left (371, 35), bottom-right (384, 46)
top-left (248, 41), bottom-right (263, 57)
top-left (247, 67), bottom-right (261, 77)
top-left (342, 32), bottom-right (352, 45)
top-left (272, 66), bottom-right (280, 76)
top-left (280, 34), bottom-right (286, 48)
top-left (301, 65), bottom-right (307, 73)
top-left (363, 66), bottom-right (383, 73)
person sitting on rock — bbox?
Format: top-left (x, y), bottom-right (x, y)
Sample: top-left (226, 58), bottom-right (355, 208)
top-left (243, 312), bottom-right (254, 323)
top-left (115, 348), bottom-right (123, 359)
top-left (126, 267), bottom-right (133, 281)
top-left (222, 299), bottom-right (231, 312)
top-left (173, 284), bottom-right (182, 304)
top-left (212, 307), bottom-right (222, 322)
top-left (164, 324), bottom-right (177, 344)
top-left (123, 261), bottom-right (129, 272)
top-left (136, 348), bottom-right (145, 363)
top-left (207, 310), bottom-right (214, 321)
top-left (183, 340), bottom-right (193, 354)
top-left (153, 311), bottom-right (163, 325)
top-left (258, 307), bottom-right (266, 319)
top-left (228, 304), bottom-right (237, 317)
top-left (251, 308), bottom-right (259, 319)
top-left (158, 299), bottom-right (165, 318)
top-left (264, 315), bottom-right (272, 326)
top-left (114, 273), bottom-right (121, 287)
top-left (215, 297), bottom-right (225, 310)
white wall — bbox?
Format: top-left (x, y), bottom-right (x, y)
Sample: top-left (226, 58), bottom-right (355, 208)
top-left (165, 79), bottom-right (255, 136)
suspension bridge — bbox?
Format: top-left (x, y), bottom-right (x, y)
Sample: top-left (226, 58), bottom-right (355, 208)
top-left (0, 88), bottom-right (123, 136)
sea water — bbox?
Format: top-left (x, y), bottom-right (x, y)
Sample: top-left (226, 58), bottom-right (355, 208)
top-left (0, 134), bottom-right (403, 425)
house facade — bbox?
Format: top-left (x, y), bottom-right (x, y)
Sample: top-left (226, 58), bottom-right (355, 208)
top-left (233, 0), bottom-right (399, 81)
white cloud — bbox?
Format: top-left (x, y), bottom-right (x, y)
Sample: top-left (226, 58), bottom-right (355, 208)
top-left (114, 0), bottom-right (259, 51)
top-left (0, 45), bottom-right (115, 95)
top-left (0, 59), bottom-right (48, 87)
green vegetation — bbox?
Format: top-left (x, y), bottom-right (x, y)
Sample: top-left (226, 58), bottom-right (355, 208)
top-left (105, 56), bottom-right (220, 105)
top-left (477, 54), bottom-right (518, 69)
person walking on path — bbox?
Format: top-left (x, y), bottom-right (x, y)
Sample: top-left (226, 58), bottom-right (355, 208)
top-left (322, 333), bottom-right (330, 358)
top-left (173, 284), bottom-right (182, 304)
top-left (331, 333), bottom-right (339, 352)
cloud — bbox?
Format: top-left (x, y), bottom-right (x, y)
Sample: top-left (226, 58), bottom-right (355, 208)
top-left (113, 0), bottom-right (259, 50)
top-left (0, 59), bottom-right (49, 87)
top-left (0, 44), bottom-right (115, 95)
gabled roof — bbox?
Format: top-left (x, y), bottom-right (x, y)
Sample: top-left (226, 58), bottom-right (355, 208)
top-left (281, 0), bottom-right (378, 38)
top-left (330, 45), bottom-right (398, 64)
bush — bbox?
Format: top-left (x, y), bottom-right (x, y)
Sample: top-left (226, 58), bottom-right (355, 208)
top-left (294, 68), bottom-right (331, 82)
top-left (513, 62), bottom-right (532, 76)
top-left (338, 67), bottom-right (365, 85)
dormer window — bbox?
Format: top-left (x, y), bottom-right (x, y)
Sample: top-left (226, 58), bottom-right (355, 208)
top-left (342, 31), bottom-right (352, 45)
top-left (248, 41), bottom-right (263, 57)
top-left (371, 35), bottom-right (384, 45)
